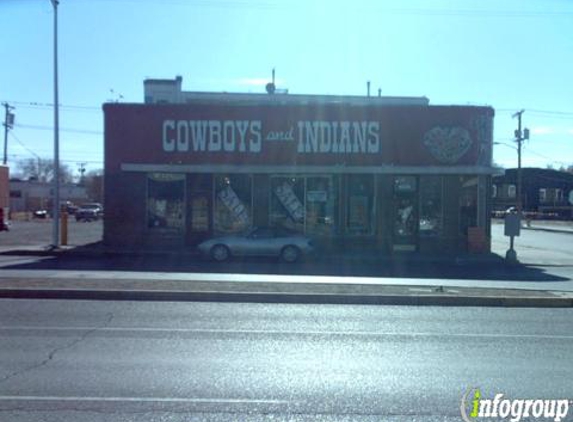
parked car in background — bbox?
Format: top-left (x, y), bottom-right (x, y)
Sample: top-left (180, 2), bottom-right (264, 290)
top-left (63, 201), bottom-right (78, 215)
top-left (33, 209), bottom-right (48, 219)
top-left (75, 203), bottom-right (104, 222)
top-left (198, 226), bottom-right (314, 263)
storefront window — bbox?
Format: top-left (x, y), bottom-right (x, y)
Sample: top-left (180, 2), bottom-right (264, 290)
top-left (419, 176), bottom-right (443, 236)
top-left (306, 176), bottom-right (337, 236)
top-left (347, 174), bottom-right (374, 235)
top-left (394, 176), bottom-right (417, 193)
top-left (394, 197), bottom-right (417, 238)
top-left (460, 176), bottom-right (478, 235)
top-left (147, 173), bottom-right (185, 233)
top-left (393, 176), bottom-right (418, 251)
top-left (270, 176), bottom-right (305, 233)
top-left (214, 174), bottom-right (252, 234)
top-left (190, 196), bottom-right (209, 232)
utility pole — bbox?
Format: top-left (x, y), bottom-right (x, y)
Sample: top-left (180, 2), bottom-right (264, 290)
top-left (512, 110), bottom-right (529, 215)
top-left (77, 162), bottom-right (87, 184)
top-left (2, 102), bottom-right (15, 165)
top-left (50, 0), bottom-right (60, 248)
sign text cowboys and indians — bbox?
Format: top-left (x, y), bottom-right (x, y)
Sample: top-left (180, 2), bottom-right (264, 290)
top-left (162, 120), bottom-right (381, 154)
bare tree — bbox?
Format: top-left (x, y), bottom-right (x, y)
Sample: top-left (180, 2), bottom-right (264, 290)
top-left (16, 158), bottom-right (74, 184)
top-left (84, 169), bottom-right (104, 203)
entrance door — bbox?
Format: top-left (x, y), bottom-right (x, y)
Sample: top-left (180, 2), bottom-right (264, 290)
top-left (188, 193), bottom-right (211, 244)
top-left (392, 176), bottom-right (418, 252)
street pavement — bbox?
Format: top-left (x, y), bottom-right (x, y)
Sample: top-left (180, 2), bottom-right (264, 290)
top-left (1, 299), bottom-right (572, 421)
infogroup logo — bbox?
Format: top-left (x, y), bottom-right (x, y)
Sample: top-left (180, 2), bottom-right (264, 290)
top-left (460, 388), bottom-right (571, 422)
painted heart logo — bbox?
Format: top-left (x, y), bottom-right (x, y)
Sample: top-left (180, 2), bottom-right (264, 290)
top-left (423, 126), bottom-right (472, 164)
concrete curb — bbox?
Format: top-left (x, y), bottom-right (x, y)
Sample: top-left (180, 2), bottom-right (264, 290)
top-left (0, 288), bottom-right (571, 308)
top-left (523, 227), bottom-right (573, 235)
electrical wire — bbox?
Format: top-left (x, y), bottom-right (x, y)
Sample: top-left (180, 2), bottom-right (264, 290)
top-left (9, 132), bottom-right (41, 160)
top-left (13, 123), bottom-right (102, 136)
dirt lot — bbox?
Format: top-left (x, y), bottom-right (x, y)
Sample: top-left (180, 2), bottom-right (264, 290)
top-left (0, 219), bottom-right (103, 248)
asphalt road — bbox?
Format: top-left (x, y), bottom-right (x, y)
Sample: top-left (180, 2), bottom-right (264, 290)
top-left (1, 299), bottom-right (572, 421)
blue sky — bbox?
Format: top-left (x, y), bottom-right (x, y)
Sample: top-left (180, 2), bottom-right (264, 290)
top-left (1, 0), bottom-right (572, 177)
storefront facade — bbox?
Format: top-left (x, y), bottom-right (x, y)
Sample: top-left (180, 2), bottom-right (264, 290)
top-left (103, 99), bottom-right (494, 254)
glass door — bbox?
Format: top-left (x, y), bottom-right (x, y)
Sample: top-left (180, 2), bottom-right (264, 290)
top-left (392, 176), bottom-right (418, 252)
top-left (305, 176), bottom-right (336, 236)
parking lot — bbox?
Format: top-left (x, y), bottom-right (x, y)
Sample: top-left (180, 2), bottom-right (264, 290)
top-left (0, 219), bottom-right (103, 248)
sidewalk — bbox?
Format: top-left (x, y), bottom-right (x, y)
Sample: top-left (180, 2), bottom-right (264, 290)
top-left (522, 222), bottom-right (573, 234)
top-left (0, 270), bottom-right (571, 307)
top-left (1, 221), bottom-right (572, 307)
top-left (0, 239), bottom-right (505, 267)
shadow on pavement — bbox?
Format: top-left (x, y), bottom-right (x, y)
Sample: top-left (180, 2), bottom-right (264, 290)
top-left (0, 246), bottom-right (569, 283)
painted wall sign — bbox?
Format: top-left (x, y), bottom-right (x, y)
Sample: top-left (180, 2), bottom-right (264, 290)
top-left (423, 126), bottom-right (472, 164)
top-left (104, 103), bottom-right (494, 171)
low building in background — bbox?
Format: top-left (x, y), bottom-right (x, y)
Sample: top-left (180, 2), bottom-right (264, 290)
top-left (103, 77), bottom-right (496, 254)
top-left (493, 168), bottom-right (573, 219)
top-left (9, 180), bottom-right (88, 214)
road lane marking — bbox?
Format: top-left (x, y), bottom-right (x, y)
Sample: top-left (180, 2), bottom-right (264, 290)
top-left (0, 395), bottom-right (289, 404)
top-left (1, 326), bottom-right (573, 340)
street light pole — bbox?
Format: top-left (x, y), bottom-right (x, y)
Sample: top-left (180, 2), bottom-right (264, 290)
top-left (512, 110), bottom-right (525, 216)
top-left (50, 0), bottom-right (60, 248)
top-left (2, 102), bottom-right (15, 165)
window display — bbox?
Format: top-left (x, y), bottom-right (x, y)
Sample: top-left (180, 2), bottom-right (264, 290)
top-left (460, 176), bottom-right (478, 235)
top-left (394, 176), bottom-right (417, 193)
top-left (270, 177), bottom-right (305, 232)
top-left (190, 195), bottom-right (209, 232)
top-left (270, 175), bottom-right (337, 235)
top-left (347, 175), bottom-right (374, 235)
top-left (419, 176), bottom-right (443, 236)
top-left (306, 176), bottom-right (337, 236)
top-left (147, 173), bottom-right (185, 232)
top-left (214, 174), bottom-right (252, 234)
top-left (393, 176), bottom-right (418, 251)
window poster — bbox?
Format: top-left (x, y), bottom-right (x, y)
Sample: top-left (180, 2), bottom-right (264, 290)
top-left (274, 182), bottom-right (305, 223)
top-left (348, 195), bottom-right (369, 232)
top-left (217, 185), bottom-right (249, 226)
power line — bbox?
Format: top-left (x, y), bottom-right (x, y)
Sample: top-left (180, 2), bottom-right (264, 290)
top-left (1, 100), bottom-right (100, 111)
top-left (9, 132), bottom-right (41, 160)
top-left (522, 147), bottom-right (572, 167)
top-left (497, 108), bottom-right (573, 116)
top-left (528, 110), bottom-right (573, 116)
top-left (8, 153), bottom-right (103, 165)
top-left (14, 123), bottom-right (102, 135)
top-left (7, 100), bottom-right (573, 118)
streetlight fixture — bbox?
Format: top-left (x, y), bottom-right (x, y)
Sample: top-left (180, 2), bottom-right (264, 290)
top-left (50, 0), bottom-right (60, 249)
top-left (512, 110), bottom-right (529, 216)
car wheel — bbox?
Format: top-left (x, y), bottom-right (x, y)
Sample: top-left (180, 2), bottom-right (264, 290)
top-left (211, 244), bottom-right (230, 262)
top-left (281, 245), bottom-right (300, 263)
